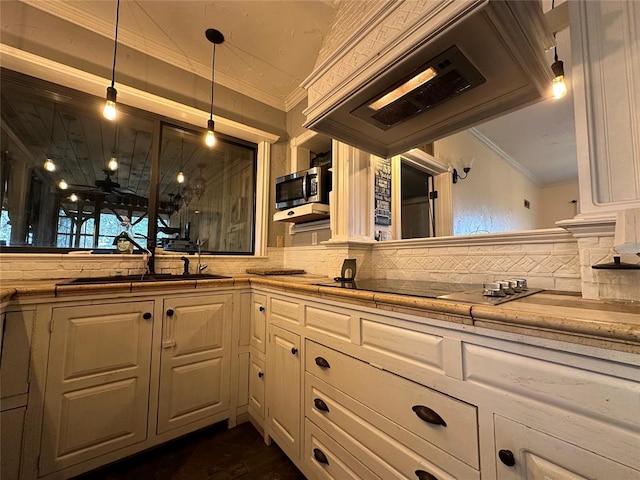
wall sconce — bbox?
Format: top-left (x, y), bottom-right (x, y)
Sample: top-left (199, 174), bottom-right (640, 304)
top-left (103, 0), bottom-right (121, 121)
top-left (204, 28), bottom-right (224, 147)
top-left (452, 157), bottom-right (474, 184)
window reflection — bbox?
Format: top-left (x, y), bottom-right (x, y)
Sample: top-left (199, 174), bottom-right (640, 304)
top-left (158, 125), bottom-right (256, 254)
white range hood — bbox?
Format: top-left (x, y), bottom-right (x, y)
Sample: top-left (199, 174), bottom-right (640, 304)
top-left (302, 0), bottom-right (555, 158)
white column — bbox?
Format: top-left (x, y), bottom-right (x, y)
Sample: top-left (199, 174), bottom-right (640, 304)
top-left (570, 0), bottom-right (640, 215)
top-left (328, 140), bottom-right (375, 243)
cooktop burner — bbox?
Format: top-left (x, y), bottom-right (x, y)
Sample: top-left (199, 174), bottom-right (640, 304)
top-left (315, 279), bottom-right (541, 305)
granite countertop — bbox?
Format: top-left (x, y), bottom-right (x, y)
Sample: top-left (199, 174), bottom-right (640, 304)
top-left (1, 275), bottom-right (638, 353)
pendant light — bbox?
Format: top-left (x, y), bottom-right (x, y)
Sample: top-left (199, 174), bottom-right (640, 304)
top-left (43, 103), bottom-right (57, 172)
top-left (193, 163), bottom-right (206, 198)
top-left (103, 0), bottom-right (121, 121)
top-left (550, 0), bottom-right (567, 100)
top-left (176, 138), bottom-right (185, 184)
top-left (58, 179), bottom-right (68, 190)
top-left (204, 28), bottom-right (224, 147)
top-left (107, 125), bottom-right (118, 171)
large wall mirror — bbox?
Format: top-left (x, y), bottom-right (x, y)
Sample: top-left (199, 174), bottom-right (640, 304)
top-left (396, 24), bottom-right (577, 238)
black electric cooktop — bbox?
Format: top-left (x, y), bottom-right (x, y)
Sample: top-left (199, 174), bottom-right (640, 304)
top-left (315, 279), bottom-right (541, 305)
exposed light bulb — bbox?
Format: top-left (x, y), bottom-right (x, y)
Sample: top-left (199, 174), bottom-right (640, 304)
top-left (44, 158), bottom-right (56, 172)
top-left (58, 179), bottom-right (68, 190)
top-left (551, 59), bottom-right (567, 100)
top-left (552, 75), bottom-right (567, 99)
top-left (205, 118), bottom-right (216, 147)
top-left (69, 193), bottom-right (78, 202)
top-left (107, 156), bottom-right (118, 171)
top-left (177, 171), bottom-right (185, 184)
top-left (103, 86), bottom-right (118, 121)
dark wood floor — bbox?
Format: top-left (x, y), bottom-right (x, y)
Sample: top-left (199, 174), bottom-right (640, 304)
top-left (73, 421), bottom-right (307, 480)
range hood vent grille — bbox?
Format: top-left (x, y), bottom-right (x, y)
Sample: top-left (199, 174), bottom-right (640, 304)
top-left (352, 46), bottom-right (486, 131)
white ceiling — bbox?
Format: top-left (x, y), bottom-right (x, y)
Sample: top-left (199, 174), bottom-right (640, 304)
top-left (24, 0), bottom-right (577, 186)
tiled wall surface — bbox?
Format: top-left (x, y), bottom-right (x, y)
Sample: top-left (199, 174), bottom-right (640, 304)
top-left (579, 236), bottom-right (640, 301)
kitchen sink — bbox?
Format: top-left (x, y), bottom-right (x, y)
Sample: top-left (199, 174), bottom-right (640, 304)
top-left (58, 273), bottom-right (231, 284)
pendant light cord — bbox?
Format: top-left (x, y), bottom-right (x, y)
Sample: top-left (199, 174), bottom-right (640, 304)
top-left (551, 0), bottom-right (558, 61)
top-left (210, 43), bottom-right (216, 121)
top-left (110, 0), bottom-right (121, 89)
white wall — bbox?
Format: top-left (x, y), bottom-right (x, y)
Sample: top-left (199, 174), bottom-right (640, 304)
top-left (538, 182), bottom-right (579, 228)
top-left (435, 131), bottom-right (540, 235)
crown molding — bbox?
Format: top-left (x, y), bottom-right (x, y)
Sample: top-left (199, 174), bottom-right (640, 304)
top-left (285, 87), bottom-right (307, 112)
top-left (468, 128), bottom-right (542, 186)
top-left (21, 0), bottom-right (288, 112)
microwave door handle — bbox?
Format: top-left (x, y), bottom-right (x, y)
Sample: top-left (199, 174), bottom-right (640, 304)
top-left (302, 172), bottom-right (309, 201)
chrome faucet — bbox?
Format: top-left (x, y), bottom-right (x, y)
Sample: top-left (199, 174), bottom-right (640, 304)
top-left (132, 233), bottom-right (154, 277)
top-left (196, 238), bottom-right (207, 274)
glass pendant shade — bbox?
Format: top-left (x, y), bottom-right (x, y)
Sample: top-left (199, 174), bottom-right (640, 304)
top-left (69, 193), bottom-right (79, 202)
top-left (44, 158), bottom-right (56, 172)
top-left (58, 179), bottom-right (68, 190)
top-left (177, 171), bottom-right (185, 184)
top-left (182, 186), bottom-right (193, 207)
top-left (193, 165), bottom-right (206, 198)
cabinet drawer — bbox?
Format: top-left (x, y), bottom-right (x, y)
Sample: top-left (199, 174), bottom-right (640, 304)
top-left (306, 374), bottom-right (480, 480)
top-left (305, 304), bottom-right (355, 342)
top-left (269, 296), bottom-right (302, 325)
top-left (306, 340), bottom-right (479, 469)
top-left (305, 419), bottom-right (380, 480)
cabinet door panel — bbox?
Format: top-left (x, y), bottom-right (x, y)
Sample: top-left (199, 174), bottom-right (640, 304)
top-left (248, 355), bottom-right (265, 419)
top-left (250, 294), bottom-right (266, 353)
top-left (266, 324), bottom-right (301, 460)
top-left (157, 294), bottom-right (232, 434)
top-left (495, 415), bottom-right (639, 479)
top-left (41, 301), bottom-right (153, 476)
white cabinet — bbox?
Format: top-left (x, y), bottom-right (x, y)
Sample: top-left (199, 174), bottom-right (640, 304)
top-left (250, 293), bottom-right (266, 353)
top-left (157, 293), bottom-right (233, 434)
top-left (248, 355), bottom-right (265, 420)
top-left (494, 415), bottom-right (638, 480)
top-left (1, 308), bottom-right (34, 480)
top-left (266, 324), bottom-right (301, 461)
top-left (40, 301), bottom-right (154, 475)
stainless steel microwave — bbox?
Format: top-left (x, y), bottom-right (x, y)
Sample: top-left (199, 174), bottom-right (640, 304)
top-left (275, 166), bottom-right (330, 210)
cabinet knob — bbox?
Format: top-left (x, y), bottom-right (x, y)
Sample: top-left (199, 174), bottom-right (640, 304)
top-left (313, 398), bottom-right (329, 412)
top-left (498, 449), bottom-right (516, 467)
top-left (315, 356), bottom-right (330, 368)
top-left (258, 371), bottom-right (264, 378)
top-left (142, 312), bottom-right (152, 320)
top-left (412, 405), bottom-right (447, 427)
top-left (415, 470), bottom-right (438, 480)
top-left (313, 448), bottom-right (329, 465)
top-left (291, 347), bottom-right (298, 355)
top-left (259, 305), bottom-right (265, 312)
top-left (166, 309), bottom-right (174, 317)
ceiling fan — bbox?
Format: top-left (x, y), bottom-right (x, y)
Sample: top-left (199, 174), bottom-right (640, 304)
top-left (66, 169), bottom-right (148, 207)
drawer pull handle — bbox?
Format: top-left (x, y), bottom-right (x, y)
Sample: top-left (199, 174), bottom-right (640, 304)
top-left (498, 449), bottom-right (516, 467)
top-left (166, 309), bottom-right (174, 317)
top-left (415, 470), bottom-right (438, 480)
top-left (259, 305), bottom-right (265, 312)
top-left (258, 371), bottom-right (264, 378)
top-left (313, 448), bottom-right (329, 465)
top-left (291, 347), bottom-right (298, 355)
top-left (412, 405), bottom-right (447, 427)
top-left (314, 398), bottom-right (329, 412)
top-left (143, 312), bottom-right (152, 320)
top-left (315, 356), bottom-right (330, 368)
